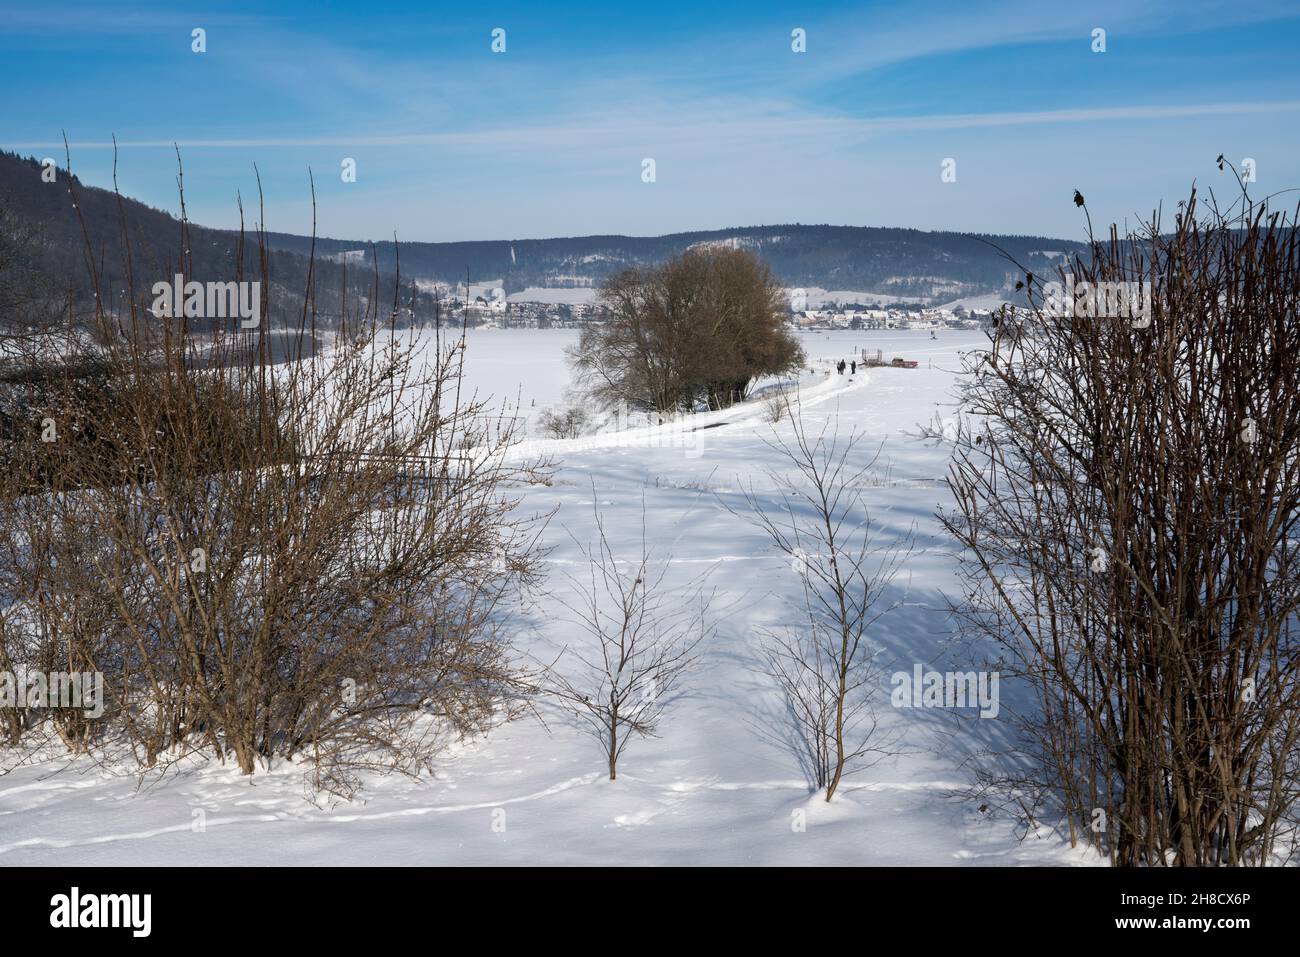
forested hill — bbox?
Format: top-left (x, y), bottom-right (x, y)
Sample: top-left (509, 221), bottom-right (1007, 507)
top-left (260, 223), bottom-right (1087, 301)
top-left (0, 150), bottom-right (365, 329)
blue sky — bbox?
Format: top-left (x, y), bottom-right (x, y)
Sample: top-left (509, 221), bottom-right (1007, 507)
top-left (3, 0), bottom-right (1299, 242)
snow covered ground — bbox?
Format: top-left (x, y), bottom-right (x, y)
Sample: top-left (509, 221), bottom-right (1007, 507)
top-left (0, 330), bottom-right (1100, 866)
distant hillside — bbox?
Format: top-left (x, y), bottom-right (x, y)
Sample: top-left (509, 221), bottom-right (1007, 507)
top-left (1, 149), bottom-right (1086, 319)
top-left (259, 225), bottom-right (1088, 303)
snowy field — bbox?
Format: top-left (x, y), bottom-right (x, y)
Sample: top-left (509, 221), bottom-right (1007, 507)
top-left (0, 329), bottom-right (1100, 866)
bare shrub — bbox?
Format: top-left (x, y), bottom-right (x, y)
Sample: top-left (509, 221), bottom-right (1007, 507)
top-left (0, 160), bottom-right (549, 793)
top-left (943, 181), bottom-right (1300, 864)
top-left (537, 405), bottom-right (591, 440)
top-left (763, 388), bottom-right (793, 424)
top-left (734, 410), bottom-right (913, 799)
top-left (548, 498), bottom-right (714, 780)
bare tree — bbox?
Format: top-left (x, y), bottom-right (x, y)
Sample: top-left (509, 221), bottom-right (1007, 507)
top-left (735, 409), bottom-right (913, 800)
top-left (548, 497), bottom-right (713, 780)
top-left (568, 247), bottom-right (803, 418)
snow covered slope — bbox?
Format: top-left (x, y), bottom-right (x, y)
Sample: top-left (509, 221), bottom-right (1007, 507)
top-left (0, 330), bottom-right (1099, 866)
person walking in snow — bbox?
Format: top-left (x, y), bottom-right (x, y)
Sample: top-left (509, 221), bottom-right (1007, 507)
top-left (837, 360), bottom-right (845, 374)
top-left (851, 360), bottom-right (857, 374)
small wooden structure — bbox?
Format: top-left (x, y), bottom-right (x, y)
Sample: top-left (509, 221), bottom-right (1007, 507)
top-left (859, 348), bottom-right (918, 369)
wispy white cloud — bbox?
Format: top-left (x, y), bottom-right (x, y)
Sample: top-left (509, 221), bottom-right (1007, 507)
top-left (24, 98), bottom-right (1300, 152)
